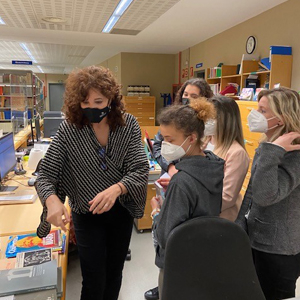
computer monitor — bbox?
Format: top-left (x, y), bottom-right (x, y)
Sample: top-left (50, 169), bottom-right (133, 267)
top-left (35, 115), bottom-right (41, 142)
top-left (0, 132), bottom-right (17, 191)
top-left (43, 111), bottom-right (65, 138)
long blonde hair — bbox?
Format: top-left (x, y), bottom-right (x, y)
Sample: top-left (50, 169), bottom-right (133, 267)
top-left (209, 96), bottom-right (245, 158)
top-left (258, 87), bottom-right (300, 144)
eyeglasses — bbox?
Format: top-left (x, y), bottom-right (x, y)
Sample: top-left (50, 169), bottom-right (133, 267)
top-left (98, 147), bottom-right (108, 171)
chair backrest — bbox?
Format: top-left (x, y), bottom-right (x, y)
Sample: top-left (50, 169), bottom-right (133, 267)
top-left (162, 216), bottom-right (266, 300)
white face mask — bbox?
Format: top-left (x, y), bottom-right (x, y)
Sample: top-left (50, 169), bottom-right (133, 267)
top-left (247, 109), bottom-right (278, 133)
top-left (161, 136), bottom-right (191, 162)
top-left (204, 119), bottom-right (216, 136)
top-left (205, 142), bottom-right (215, 151)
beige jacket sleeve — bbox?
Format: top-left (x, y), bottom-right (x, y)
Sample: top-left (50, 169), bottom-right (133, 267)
top-left (221, 142), bottom-right (250, 212)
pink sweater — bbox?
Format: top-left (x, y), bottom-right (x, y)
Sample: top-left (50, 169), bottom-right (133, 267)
top-left (217, 141), bottom-right (250, 221)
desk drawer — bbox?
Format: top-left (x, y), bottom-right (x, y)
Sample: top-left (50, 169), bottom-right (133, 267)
top-left (125, 98), bottom-right (155, 105)
top-left (238, 101), bottom-right (258, 122)
top-left (245, 138), bottom-right (258, 159)
top-left (135, 116), bottom-right (155, 126)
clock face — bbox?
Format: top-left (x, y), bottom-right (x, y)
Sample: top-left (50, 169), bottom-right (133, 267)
top-left (246, 36), bottom-right (256, 54)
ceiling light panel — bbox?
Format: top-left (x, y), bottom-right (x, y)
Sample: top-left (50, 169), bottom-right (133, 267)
top-left (115, 0), bottom-right (180, 31)
top-left (0, 40), bottom-right (93, 65)
top-left (0, 0), bottom-right (179, 33)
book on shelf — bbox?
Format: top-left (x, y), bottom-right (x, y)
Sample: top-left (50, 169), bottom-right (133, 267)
top-left (208, 67), bottom-right (221, 78)
top-left (15, 249), bottom-right (59, 268)
top-left (0, 260), bottom-right (57, 297)
top-left (270, 45), bottom-right (292, 56)
top-left (239, 88), bottom-right (254, 101)
top-left (5, 229), bottom-right (62, 258)
top-left (220, 84), bottom-right (238, 96)
top-left (253, 88), bottom-right (266, 101)
top-left (259, 58), bottom-right (271, 70)
top-left (209, 84), bottom-right (220, 95)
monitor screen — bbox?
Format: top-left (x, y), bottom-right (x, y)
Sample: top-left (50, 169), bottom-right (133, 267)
top-left (43, 117), bottom-right (64, 138)
top-left (0, 132), bottom-right (16, 181)
top-left (35, 115), bottom-right (41, 142)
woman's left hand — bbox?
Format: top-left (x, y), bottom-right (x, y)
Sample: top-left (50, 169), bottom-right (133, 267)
top-left (89, 184), bottom-right (121, 214)
top-left (272, 132), bottom-right (300, 152)
top-left (151, 196), bottom-right (161, 210)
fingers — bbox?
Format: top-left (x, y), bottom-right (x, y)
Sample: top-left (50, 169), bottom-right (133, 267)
top-left (63, 206), bottom-right (70, 223)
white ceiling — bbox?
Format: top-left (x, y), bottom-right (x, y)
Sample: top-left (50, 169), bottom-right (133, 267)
top-left (0, 0), bottom-right (288, 74)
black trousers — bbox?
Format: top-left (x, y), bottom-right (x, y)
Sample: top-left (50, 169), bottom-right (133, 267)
top-left (252, 249), bottom-right (300, 300)
top-left (72, 200), bottom-right (133, 300)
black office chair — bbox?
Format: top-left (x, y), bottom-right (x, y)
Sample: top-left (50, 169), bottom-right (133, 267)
top-left (162, 216), bottom-right (266, 300)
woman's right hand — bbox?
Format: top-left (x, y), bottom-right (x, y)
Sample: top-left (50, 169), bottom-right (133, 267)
top-left (157, 178), bottom-right (171, 189)
top-left (45, 195), bottom-right (70, 232)
top-left (272, 132), bottom-right (300, 151)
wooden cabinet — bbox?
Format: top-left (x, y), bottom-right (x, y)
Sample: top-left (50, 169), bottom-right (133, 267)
top-left (123, 96), bottom-right (156, 126)
top-left (134, 125), bottom-right (160, 232)
top-left (237, 100), bottom-right (262, 195)
top-left (134, 182), bottom-right (158, 232)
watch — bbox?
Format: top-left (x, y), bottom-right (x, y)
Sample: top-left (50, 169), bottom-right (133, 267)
top-left (151, 208), bottom-right (161, 219)
top-left (246, 36), bottom-right (256, 54)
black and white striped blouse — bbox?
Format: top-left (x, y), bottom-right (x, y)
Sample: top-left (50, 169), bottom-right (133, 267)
top-left (35, 113), bottom-right (149, 237)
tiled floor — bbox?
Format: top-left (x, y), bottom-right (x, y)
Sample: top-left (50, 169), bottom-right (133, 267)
top-left (66, 228), bottom-right (158, 300)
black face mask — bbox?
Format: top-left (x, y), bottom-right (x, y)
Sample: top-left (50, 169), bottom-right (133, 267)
top-left (182, 97), bottom-right (190, 105)
top-left (82, 106), bottom-right (110, 123)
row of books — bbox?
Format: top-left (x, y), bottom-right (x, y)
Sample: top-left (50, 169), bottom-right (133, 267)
top-left (208, 67), bottom-right (221, 78)
top-left (0, 111), bottom-right (11, 120)
top-left (209, 83), bottom-right (220, 95)
top-left (0, 229), bottom-right (66, 299)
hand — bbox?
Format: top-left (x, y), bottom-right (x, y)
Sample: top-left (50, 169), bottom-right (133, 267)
top-left (167, 164), bottom-right (178, 177)
top-left (157, 178), bottom-right (170, 190)
top-left (46, 195), bottom-right (70, 232)
top-left (202, 136), bottom-right (212, 150)
top-left (151, 196), bottom-right (161, 210)
top-left (272, 132), bottom-right (300, 152)
top-left (89, 184), bottom-right (121, 214)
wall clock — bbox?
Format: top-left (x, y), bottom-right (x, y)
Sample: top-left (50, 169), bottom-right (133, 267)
top-left (246, 36), bottom-right (256, 54)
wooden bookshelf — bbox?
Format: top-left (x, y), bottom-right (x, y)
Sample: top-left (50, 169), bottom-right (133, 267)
top-left (205, 54), bottom-right (293, 95)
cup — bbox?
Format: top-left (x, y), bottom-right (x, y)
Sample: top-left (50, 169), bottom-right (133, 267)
top-left (28, 149), bottom-right (44, 170)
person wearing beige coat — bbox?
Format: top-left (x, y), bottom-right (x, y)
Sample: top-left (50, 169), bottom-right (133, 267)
top-left (207, 96), bottom-right (249, 222)
top-left (218, 141), bottom-right (249, 221)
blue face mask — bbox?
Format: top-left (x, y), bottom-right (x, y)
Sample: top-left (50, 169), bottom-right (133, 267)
top-left (82, 106), bottom-right (110, 123)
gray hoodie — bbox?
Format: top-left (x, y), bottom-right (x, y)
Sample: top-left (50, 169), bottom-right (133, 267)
top-left (153, 151), bottom-right (224, 269)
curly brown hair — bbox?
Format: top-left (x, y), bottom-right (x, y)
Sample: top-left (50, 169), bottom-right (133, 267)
top-left (174, 78), bottom-right (213, 104)
top-left (158, 97), bottom-right (215, 148)
top-left (63, 65), bottom-right (125, 130)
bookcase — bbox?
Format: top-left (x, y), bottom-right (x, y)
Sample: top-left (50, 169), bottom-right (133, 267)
top-left (0, 70), bottom-right (44, 134)
top-left (205, 54), bottom-right (293, 94)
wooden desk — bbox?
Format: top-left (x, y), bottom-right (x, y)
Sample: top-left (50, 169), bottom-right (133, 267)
top-left (14, 124), bottom-right (32, 149)
top-left (13, 119), bottom-right (44, 150)
top-left (0, 167), bottom-right (69, 300)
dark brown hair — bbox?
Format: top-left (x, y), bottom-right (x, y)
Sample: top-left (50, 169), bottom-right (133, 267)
top-left (63, 65), bottom-right (125, 130)
top-left (158, 97), bottom-right (215, 148)
top-left (209, 96), bottom-right (245, 158)
top-left (174, 78), bottom-right (213, 104)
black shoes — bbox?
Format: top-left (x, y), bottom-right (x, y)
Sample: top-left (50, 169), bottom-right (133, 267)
top-left (126, 249), bottom-right (131, 261)
top-left (144, 286), bottom-right (159, 300)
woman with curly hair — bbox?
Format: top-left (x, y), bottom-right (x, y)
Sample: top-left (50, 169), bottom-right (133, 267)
top-left (150, 98), bottom-right (224, 296)
top-left (35, 66), bottom-right (149, 300)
